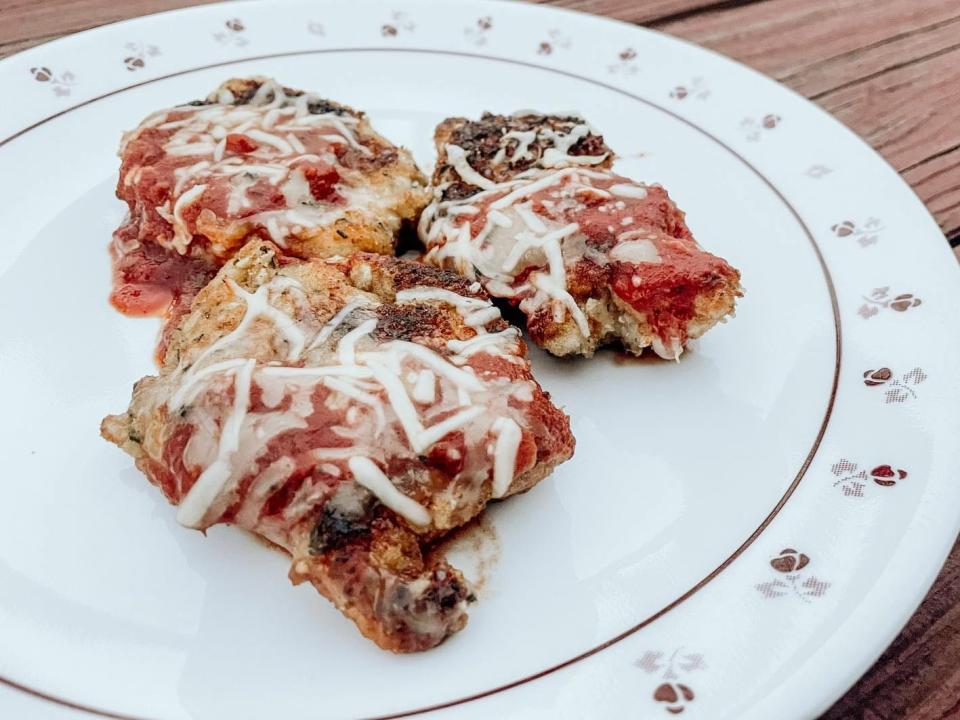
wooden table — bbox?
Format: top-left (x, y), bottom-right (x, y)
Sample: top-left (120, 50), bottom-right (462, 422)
top-left (2, 1), bottom-right (958, 717)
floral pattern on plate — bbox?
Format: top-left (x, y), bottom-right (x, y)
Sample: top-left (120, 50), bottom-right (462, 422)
top-left (831, 217), bottom-right (884, 246)
top-left (29, 66), bottom-right (75, 96)
top-left (608, 47), bottom-right (638, 74)
top-left (636, 648), bottom-right (706, 715)
top-left (831, 459), bottom-right (909, 497)
top-left (740, 114), bottom-right (781, 141)
top-left (122, 42), bottom-right (160, 72)
top-left (858, 287), bottom-right (922, 318)
top-left (863, 367), bottom-right (927, 403)
top-left (537, 29), bottom-right (572, 56)
top-left (381, 11), bottom-right (415, 36)
top-left (464, 16), bottom-right (493, 46)
top-left (670, 77), bottom-right (710, 100)
top-left (756, 549), bottom-right (830, 603)
top-left (213, 18), bottom-right (248, 46)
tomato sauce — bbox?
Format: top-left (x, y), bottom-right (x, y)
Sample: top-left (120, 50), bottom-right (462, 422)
top-left (111, 105), bottom-right (356, 353)
top-left (469, 173), bottom-right (736, 342)
top-left (110, 226), bottom-right (217, 312)
top-left (160, 423), bottom-right (197, 503)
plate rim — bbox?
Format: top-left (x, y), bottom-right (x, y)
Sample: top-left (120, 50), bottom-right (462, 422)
top-left (0, 43), bottom-right (843, 718)
top-left (0, 1), bottom-right (957, 718)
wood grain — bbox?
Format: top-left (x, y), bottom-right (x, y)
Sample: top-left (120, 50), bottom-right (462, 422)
top-left (648, 0), bottom-right (960, 244)
top-left (0, 0), bottom-right (221, 51)
top-left (539, 0), bottom-right (765, 24)
top-left (538, 0), bottom-right (960, 249)
top-left (820, 536), bottom-right (960, 720)
top-left (0, 1), bottom-right (958, 718)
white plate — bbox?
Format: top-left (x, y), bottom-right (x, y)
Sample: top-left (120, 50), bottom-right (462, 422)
top-left (1, 1), bottom-right (958, 718)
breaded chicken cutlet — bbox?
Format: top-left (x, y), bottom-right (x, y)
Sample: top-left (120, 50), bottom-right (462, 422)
top-left (110, 76), bottom-right (429, 350)
top-left (101, 239), bottom-right (574, 652)
top-left (420, 112), bottom-right (742, 359)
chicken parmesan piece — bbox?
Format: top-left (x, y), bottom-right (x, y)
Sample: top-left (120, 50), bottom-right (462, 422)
top-left (421, 115), bottom-right (742, 359)
top-left (110, 76), bottom-right (429, 327)
top-left (102, 239), bottom-right (574, 652)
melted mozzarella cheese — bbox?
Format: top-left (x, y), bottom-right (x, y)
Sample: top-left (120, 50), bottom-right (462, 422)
top-left (177, 359), bottom-right (255, 528)
top-left (491, 417), bottom-right (523, 498)
top-left (395, 287), bottom-right (501, 328)
top-left (609, 238), bottom-right (661, 264)
top-left (609, 183), bottom-right (648, 199)
top-left (420, 167), bottom-right (675, 342)
top-left (444, 144), bottom-right (497, 190)
top-left (171, 184), bottom-right (207, 253)
top-left (539, 124), bottom-right (608, 167)
top-left (411, 369), bottom-right (436, 404)
top-left (349, 457), bottom-right (431, 526)
top-left (134, 78), bottom-right (382, 251)
top-left (492, 129), bottom-right (537, 165)
top-left (307, 297), bottom-right (371, 350)
top-left (166, 265), bottom-right (533, 531)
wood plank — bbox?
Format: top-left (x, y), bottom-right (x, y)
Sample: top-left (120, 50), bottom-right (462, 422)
top-left (651, 0), bottom-right (960, 240)
top-left (539, 0), bottom-right (960, 241)
top-left (0, 0), bottom-right (221, 49)
top-left (654, 0), bottom-right (960, 80)
top-left (537, 0), bottom-right (760, 25)
top-left (821, 537), bottom-right (960, 719)
top-left (0, 0), bottom-right (730, 58)
top-left (0, 33), bottom-right (63, 59)
top-left (904, 147), bottom-right (960, 239)
top-left (786, 16), bottom-right (960, 99)
top-left (816, 46), bottom-right (960, 237)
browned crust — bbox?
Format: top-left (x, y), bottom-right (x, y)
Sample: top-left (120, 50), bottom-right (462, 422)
top-left (341, 251), bottom-right (486, 301)
top-left (291, 513), bottom-right (472, 654)
top-left (200, 77), bottom-right (358, 118)
top-left (432, 112), bottom-right (614, 200)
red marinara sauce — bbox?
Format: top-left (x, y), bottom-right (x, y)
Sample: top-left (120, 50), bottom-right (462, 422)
top-left (534, 175), bottom-right (735, 336)
top-left (109, 224), bottom-right (217, 360)
top-left (109, 228), bottom-right (216, 318)
top-left (111, 115), bottom-right (345, 355)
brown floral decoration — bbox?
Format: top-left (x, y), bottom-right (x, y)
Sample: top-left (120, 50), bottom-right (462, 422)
top-left (608, 47), bottom-right (638, 75)
top-left (863, 367), bottom-right (926, 403)
top-left (636, 648), bottom-right (706, 715)
top-left (382, 11), bottom-right (415, 37)
top-left (741, 114), bottom-right (781, 141)
top-left (30, 66), bottom-right (75, 97)
top-left (670, 77), bottom-right (709, 100)
top-left (757, 549), bottom-right (830, 603)
top-left (859, 287), bottom-right (922, 319)
top-left (213, 18), bottom-right (248, 47)
top-left (831, 217), bottom-right (884, 247)
top-left (832, 459), bottom-right (909, 497)
top-left (123, 42), bottom-right (160, 72)
top-left (464, 16), bottom-right (493, 46)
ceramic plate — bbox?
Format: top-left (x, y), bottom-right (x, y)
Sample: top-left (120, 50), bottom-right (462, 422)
top-left (1, 1), bottom-right (958, 718)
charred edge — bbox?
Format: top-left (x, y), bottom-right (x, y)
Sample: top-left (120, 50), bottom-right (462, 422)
top-left (429, 569), bottom-right (470, 611)
top-left (309, 504), bottom-right (372, 554)
top-left (374, 255), bottom-right (484, 297)
top-left (181, 78), bottom-right (353, 116)
top-left (374, 303), bottom-right (447, 342)
top-left (437, 112), bottom-right (612, 200)
top-left (391, 566), bottom-right (470, 614)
